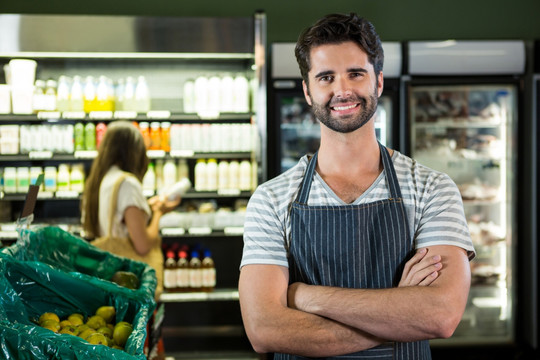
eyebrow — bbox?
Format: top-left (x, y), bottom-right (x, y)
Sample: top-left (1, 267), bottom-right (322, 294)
top-left (314, 67), bottom-right (368, 79)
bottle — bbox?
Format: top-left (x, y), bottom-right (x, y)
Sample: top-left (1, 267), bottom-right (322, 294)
top-left (228, 160), bottom-right (240, 191)
top-left (3, 167), bottom-right (17, 194)
top-left (142, 162), bottom-right (156, 194)
top-left (218, 160), bottom-right (229, 191)
top-left (56, 76), bottom-right (70, 113)
top-left (219, 74), bottom-right (234, 113)
top-left (176, 250), bottom-right (190, 292)
top-left (201, 249), bottom-right (216, 292)
top-left (32, 80), bottom-right (46, 113)
top-left (84, 122), bottom-right (96, 151)
top-left (123, 76), bottom-right (136, 112)
top-left (44, 166), bottom-right (57, 192)
top-left (178, 159), bottom-right (189, 181)
top-left (70, 163), bottom-right (85, 193)
top-left (74, 122), bottom-right (85, 151)
top-left (44, 79), bottom-right (57, 111)
top-left (135, 75), bottom-right (151, 113)
top-left (63, 124), bottom-right (74, 154)
top-left (194, 159), bottom-right (207, 191)
top-left (206, 158), bottom-right (218, 191)
top-left (162, 159), bottom-right (177, 190)
top-left (239, 160), bottom-right (252, 191)
top-left (19, 125), bottom-right (31, 154)
top-left (194, 75), bottom-right (209, 114)
top-left (149, 122), bottom-right (161, 150)
top-left (207, 75), bottom-right (221, 115)
top-left (189, 250), bottom-right (203, 291)
top-left (30, 166), bottom-right (43, 189)
top-left (160, 122), bottom-right (171, 152)
top-left (163, 250), bottom-right (178, 292)
top-left (57, 164), bottom-right (70, 191)
top-left (95, 75), bottom-right (109, 111)
top-left (233, 74), bottom-right (249, 113)
top-left (155, 159), bottom-right (164, 191)
top-left (70, 75), bottom-right (84, 112)
top-left (83, 76), bottom-right (96, 113)
top-left (115, 78), bottom-right (125, 111)
top-left (162, 178), bottom-right (191, 201)
top-left (183, 79), bottom-right (195, 113)
top-left (95, 122), bottom-right (107, 149)
top-left (139, 122), bottom-right (151, 149)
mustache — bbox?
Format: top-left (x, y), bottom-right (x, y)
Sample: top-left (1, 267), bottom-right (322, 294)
top-left (327, 95), bottom-right (367, 107)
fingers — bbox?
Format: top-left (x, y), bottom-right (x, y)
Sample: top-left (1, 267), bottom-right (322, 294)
top-left (399, 248), bottom-right (443, 287)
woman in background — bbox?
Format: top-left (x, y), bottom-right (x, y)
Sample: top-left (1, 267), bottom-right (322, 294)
top-left (81, 120), bottom-right (180, 296)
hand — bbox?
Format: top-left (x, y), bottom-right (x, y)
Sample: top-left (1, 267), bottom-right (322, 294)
top-left (398, 248), bottom-right (442, 287)
top-left (148, 195), bottom-right (181, 215)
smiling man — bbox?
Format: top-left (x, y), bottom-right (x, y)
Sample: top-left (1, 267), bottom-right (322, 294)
top-left (239, 13), bottom-right (475, 359)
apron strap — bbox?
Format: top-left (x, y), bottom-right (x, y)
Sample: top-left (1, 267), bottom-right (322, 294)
top-left (295, 142), bottom-right (403, 204)
top-left (378, 142), bottom-right (403, 199)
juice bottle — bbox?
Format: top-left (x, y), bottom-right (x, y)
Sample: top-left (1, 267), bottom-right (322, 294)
top-left (163, 250), bottom-right (177, 292)
top-left (206, 158), bottom-right (218, 191)
top-left (183, 79), bottom-right (195, 113)
top-left (194, 159), bottom-right (207, 192)
top-left (139, 122), bottom-right (151, 149)
top-left (84, 122), bottom-right (96, 151)
top-left (239, 160), bottom-right (252, 191)
top-left (56, 75), bottom-right (70, 113)
top-left (95, 76), bottom-right (109, 111)
top-left (69, 163), bottom-right (85, 193)
top-left (163, 160), bottom-right (177, 190)
top-left (160, 122), bottom-right (171, 152)
top-left (135, 75), bottom-right (151, 113)
top-left (142, 162), bottom-right (156, 194)
top-left (83, 76), bottom-right (96, 113)
top-left (44, 166), bottom-right (57, 192)
top-left (70, 75), bottom-right (84, 112)
top-left (95, 122), bottom-right (107, 149)
top-left (176, 250), bottom-right (190, 292)
top-left (57, 164), bottom-right (70, 191)
top-left (189, 250), bottom-right (203, 291)
top-left (149, 122), bottom-right (161, 150)
top-left (178, 159), bottom-right (189, 181)
top-left (218, 160), bottom-right (229, 191)
top-left (44, 79), bottom-right (57, 111)
top-left (74, 122), bottom-right (85, 151)
top-left (201, 249), bottom-right (216, 292)
top-left (16, 167), bottom-right (29, 194)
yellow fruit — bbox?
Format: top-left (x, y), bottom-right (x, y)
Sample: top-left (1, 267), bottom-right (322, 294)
top-left (39, 312), bottom-right (60, 325)
top-left (68, 313), bottom-right (84, 326)
top-left (87, 332), bottom-right (108, 346)
top-left (59, 320), bottom-right (72, 328)
top-left (107, 323), bottom-right (114, 331)
top-left (79, 328), bottom-right (97, 340)
top-left (86, 315), bottom-right (106, 330)
top-left (41, 319), bottom-right (61, 333)
top-left (59, 326), bottom-right (78, 336)
top-left (113, 323), bottom-right (133, 347)
top-left (111, 271), bottom-right (139, 289)
top-left (77, 324), bottom-right (90, 334)
top-left (95, 306), bottom-right (116, 324)
top-left (97, 326), bottom-right (113, 339)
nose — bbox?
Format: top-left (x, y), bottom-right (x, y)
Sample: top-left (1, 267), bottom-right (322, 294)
top-left (332, 76), bottom-right (353, 98)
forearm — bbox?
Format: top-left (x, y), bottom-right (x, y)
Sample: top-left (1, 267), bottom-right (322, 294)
top-left (146, 211), bottom-right (162, 244)
top-left (290, 246), bottom-right (471, 342)
top-left (239, 265), bottom-right (384, 357)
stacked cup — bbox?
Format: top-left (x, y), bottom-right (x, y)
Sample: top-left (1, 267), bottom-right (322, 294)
top-left (6, 59), bottom-right (37, 114)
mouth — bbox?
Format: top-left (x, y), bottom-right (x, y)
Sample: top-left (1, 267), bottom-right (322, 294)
top-left (330, 103), bottom-right (360, 112)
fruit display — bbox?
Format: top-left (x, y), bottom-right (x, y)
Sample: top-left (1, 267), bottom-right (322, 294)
top-left (35, 306), bottom-right (133, 351)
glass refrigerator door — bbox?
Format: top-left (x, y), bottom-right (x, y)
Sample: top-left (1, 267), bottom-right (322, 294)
top-left (279, 94), bottom-right (393, 174)
top-left (409, 84), bottom-right (516, 344)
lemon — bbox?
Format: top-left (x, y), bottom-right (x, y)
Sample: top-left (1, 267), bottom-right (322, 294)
top-left (113, 323), bottom-right (133, 347)
top-left (39, 312), bottom-right (60, 325)
top-left (87, 332), bottom-right (108, 346)
top-left (95, 306), bottom-right (116, 324)
top-left (41, 319), bottom-right (61, 333)
top-left (97, 326), bottom-right (113, 339)
top-left (68, 313), bottom-right (84, 326)
top-left (86, 315), bottom-right (106, 330)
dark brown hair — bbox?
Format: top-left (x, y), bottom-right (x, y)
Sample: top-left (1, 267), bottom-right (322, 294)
top-left (81, 120), bottom-right (149, 238)
top-left (295, 13), bottom-right (384, 84)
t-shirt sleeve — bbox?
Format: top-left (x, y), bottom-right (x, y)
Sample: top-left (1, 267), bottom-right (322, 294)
top-left (240, 185), bottom-right (289, 269)
top-left (414, 172), bottom-right (476, 260)
top-left (116, 176), bottom-right (151, 222)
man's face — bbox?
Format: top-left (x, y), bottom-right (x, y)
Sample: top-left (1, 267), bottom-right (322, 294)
top-left (303, 41), bottom-right (383, 134)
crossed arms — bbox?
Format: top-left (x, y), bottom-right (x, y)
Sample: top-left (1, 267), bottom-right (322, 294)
top-left (239, 245), bottom-right (471, 357)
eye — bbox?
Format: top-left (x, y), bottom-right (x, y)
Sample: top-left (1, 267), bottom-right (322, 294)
top-left (350, 72), bottom-right (364, 79)
top-left (318, 75), bottom-right (333, 83)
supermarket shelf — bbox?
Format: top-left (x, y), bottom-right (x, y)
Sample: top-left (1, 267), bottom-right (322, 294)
top-left (160, 288), bottom-right (239, 303)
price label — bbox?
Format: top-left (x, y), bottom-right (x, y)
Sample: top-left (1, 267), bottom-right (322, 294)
top-left (170, 150), bottom-right (195, 157)
top-left (74, 150), bottom-right (98, 159)
top-left (161, 228), bottom-right (186, 236)
top-left (62, 111), bottom-right (86, 119)
top-left (147, 110), bottom-right (171, 119)
top-left (188, 227), bottom-right (212, 235)
top-left (29, 151), bottom-right (53, 159)
top-left (37, 111), bottom-right (61, 119)
top-left (89, 111), bottom-right (113, 119)
top-left (146, 150), bottom-right (166, 158)
top-left (114, 111), bottom-right (138, 119)
top-left (224, 227), bottom-right (244, 235)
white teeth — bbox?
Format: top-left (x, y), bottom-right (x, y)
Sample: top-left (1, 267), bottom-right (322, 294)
top-left (332, 104), bottom-right (357, 111)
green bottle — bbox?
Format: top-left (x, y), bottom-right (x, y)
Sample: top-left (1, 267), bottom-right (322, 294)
top-left (74, 122), bottom-right (85, 151)
top-left (84, 122), bottom-right (96, 151)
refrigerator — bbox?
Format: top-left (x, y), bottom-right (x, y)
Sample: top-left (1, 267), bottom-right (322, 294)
top-left (268, 42), bottom-right (402, 178)
top-left (405, 40), bottom-right (536, 349)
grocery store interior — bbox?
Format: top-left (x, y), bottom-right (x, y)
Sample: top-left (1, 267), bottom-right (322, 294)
top-left (0, 0), bottom-right (540, 359)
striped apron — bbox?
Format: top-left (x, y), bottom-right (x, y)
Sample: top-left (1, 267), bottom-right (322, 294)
top-left (275, 143), bottom-right (431, 360)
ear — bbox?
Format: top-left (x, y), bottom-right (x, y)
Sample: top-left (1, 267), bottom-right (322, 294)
top-left (302, 80), bottom-right (312, 106)
top-left (377, 72), bottom-right (384, 98)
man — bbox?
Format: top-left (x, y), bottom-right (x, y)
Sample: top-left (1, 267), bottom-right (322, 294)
top-left (239, 13), bottom-right (475, 359)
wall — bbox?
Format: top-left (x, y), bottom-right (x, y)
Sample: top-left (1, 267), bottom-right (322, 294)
top-left (0, 0), bottom-right (539, 44)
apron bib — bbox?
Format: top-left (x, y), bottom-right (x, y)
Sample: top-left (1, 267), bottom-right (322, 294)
top-left (275, 143), bottom-right (431, 360)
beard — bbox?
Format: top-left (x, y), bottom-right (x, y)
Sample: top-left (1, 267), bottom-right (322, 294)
top-left (310, 87), bottom-right (379, 134)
